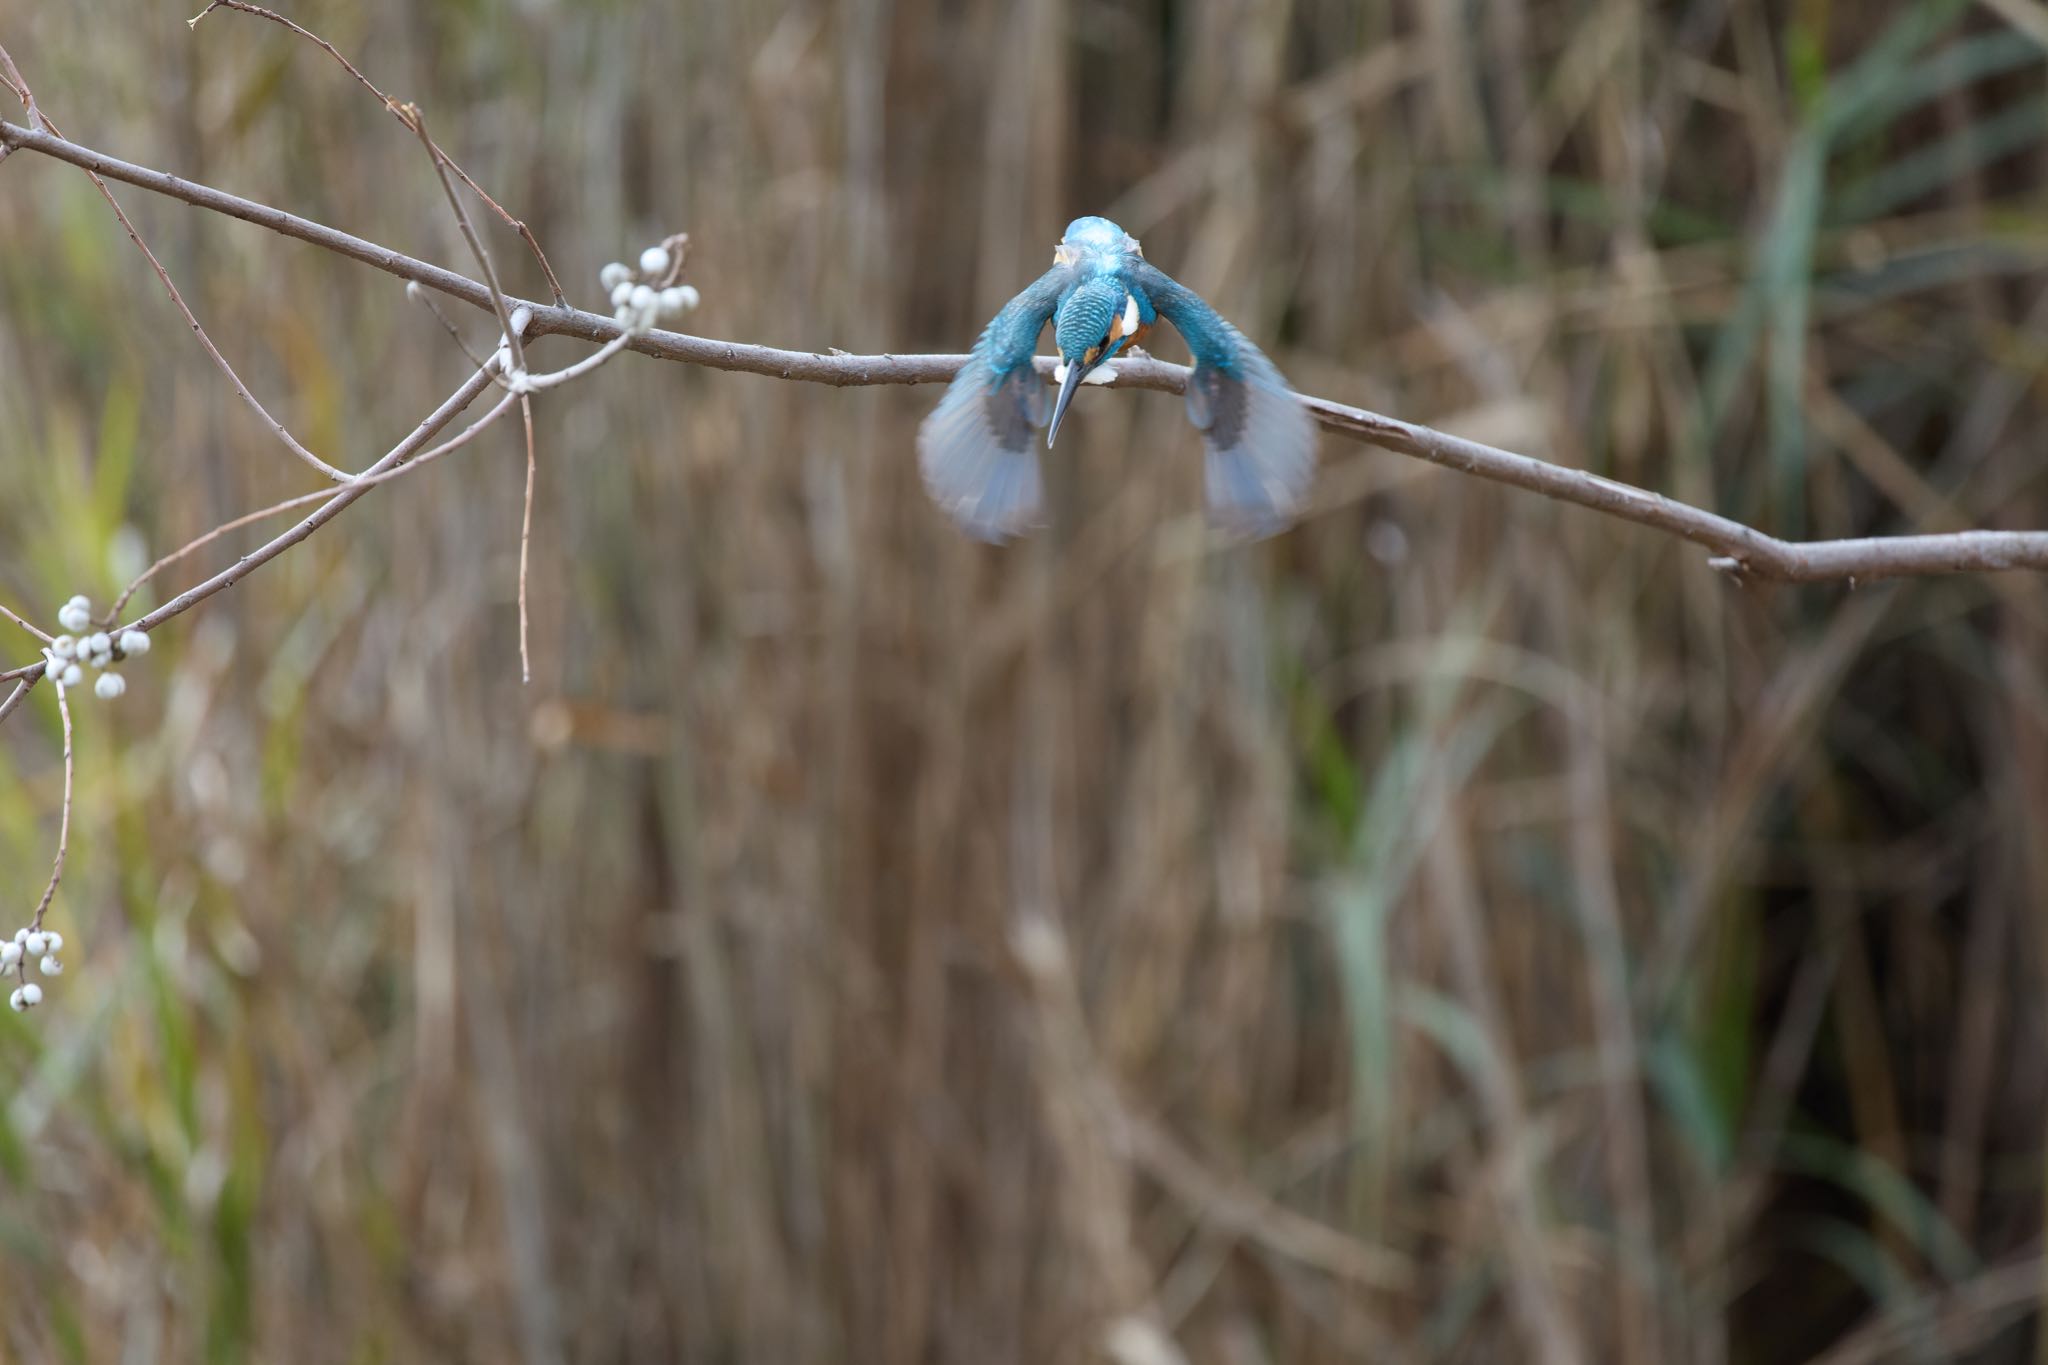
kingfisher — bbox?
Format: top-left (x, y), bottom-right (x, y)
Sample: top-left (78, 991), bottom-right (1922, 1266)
top-left (919, 216), bottom-right (1316, 542)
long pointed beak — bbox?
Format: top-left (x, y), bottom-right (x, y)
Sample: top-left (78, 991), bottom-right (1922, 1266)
top-left (1046, 362), bottom-right (1086, 449)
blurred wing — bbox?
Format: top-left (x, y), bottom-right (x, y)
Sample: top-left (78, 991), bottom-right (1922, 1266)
top-left (919, 266), bottom-right (1074, 542)
top-left (1134, 263), bottom-right (1316, 539)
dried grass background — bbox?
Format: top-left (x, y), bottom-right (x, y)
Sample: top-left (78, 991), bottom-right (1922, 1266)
top-left (2, 0), bottom-right (2046, 1361)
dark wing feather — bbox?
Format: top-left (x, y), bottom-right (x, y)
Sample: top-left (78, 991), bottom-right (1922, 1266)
top-left (919, 266), bottom-right (1074, 542)
top-left (1133, 262), bottom-right (1316, 538)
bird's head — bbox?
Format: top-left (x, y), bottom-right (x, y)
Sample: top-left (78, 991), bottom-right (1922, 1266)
top-left (1052, 215), bottom-right (1143, 268)
top-left (1044, 218), bottom-right (1148, 447)
top-left (1047, 279), bottom-right (1138, 447)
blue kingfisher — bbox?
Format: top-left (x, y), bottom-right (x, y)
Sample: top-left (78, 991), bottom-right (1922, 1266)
top-left (919, 216), bottom-right (1316, 541)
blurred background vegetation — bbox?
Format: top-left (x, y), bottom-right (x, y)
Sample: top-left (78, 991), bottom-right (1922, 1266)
top-left (1, 0), bottom-right (2045, 1360)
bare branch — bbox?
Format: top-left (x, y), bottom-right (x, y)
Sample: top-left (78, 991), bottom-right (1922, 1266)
top-left (0, 601), bottom-right (51, 645)
top-left (2, 118), bottom-right (2045, 586)
top-left (1292, 397), bottom-right (2048, 583)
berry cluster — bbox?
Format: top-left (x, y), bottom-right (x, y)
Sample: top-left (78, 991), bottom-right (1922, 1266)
top-left (46, 596), bottom-right (149, 700)
top-left (600, 244), bottom-right (699, 334)
top-left (4, 927), bottom-right (64, 1012)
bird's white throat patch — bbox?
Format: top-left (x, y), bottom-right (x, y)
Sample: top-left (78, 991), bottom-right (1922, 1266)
top-left (1052, 362), bottom-right (1119, 386)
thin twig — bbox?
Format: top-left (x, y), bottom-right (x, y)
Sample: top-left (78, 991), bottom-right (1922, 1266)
top-left (108, 496), bottom-right (341, 621)
top-left (407, 281), bottom-right (494, 371)
top-left (511, 330), bottom-right (637, 390)
top-left (0, 600), bottom-right (51, 644)
top-left (27, 680), bottom-right (72, 933)
top-left (401, 100), bottom-right (538, 683)
top-left (189, 0), bottom-right (568, 306)
top-left (518, 397), bottom-right (536, 685)
top-left (0, 48), bottom-right (37, 132)
top-left (0, 675), bottom-right (31, 727)
top-left (402, 107), bottom-right (528, 380)
top-left (2, 117), bottom-right (2046, 584)
top-left (0, 49), bottom-right (354, 484)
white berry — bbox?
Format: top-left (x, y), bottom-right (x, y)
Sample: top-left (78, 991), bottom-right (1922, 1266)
top-left (39, 956), bottom-right (61, 977)
top-left (59, 663), bottom-right (82, 689)
top-left (24, 932), bottom-right (46, 956)
top-left (638, 245), bottom-right (671, 277)
top-left (44, 932), bottom-right (62, 953)
top-left (0, 942), bottom-right (20, 968)
top-left (599, 261), bottom-right (631, 290)
top-left (119, 629), bottom-right (150, 656)
top-left (95, 672), bottom-right (126, 699)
